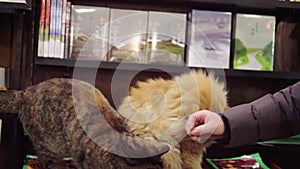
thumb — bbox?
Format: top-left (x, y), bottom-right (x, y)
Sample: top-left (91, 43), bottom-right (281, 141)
top-left (189, 123), bottom-right (208, 136)
top-left (186, 110), bottom-right (208, 133)
top-left (189, 111), bottom-right (224, 143)
top-left (189, 124), bottom-right (217, 143)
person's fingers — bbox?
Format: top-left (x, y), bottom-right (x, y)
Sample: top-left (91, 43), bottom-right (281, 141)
top-left (186, 111), bottom-right (208, 133)
top-left (186, 113), bottom-right (197, 133)
top-left (190, 133), bottom-right (217, 143)
top-left (189, 124), bottom-right (205, 136)
top-left (189, 113), bottom-right (222, 136)
top-left (187, 110), bottom-right (225, 143)
top-left (190, 135), bottom-right (199, 142)
top-left (189, 124), bottom-right (218, 139)
top-left (190, 134), bottom-right (224, 143)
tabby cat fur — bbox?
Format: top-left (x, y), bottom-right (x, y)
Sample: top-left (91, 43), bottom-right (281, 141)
top-left (118, 70), bottom-right (228, 169)
top-left (0, 78), bottom-right (169, 169)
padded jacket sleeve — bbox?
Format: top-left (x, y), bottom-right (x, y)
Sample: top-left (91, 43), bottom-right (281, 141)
top-left (222, 81), bottom-right (300, 147)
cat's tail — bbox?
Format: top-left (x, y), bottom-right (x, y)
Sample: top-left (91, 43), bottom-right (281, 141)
top-left (94, 89), bottom-right (129, 132)
top-left (0, 90), bottom-right (22, 113)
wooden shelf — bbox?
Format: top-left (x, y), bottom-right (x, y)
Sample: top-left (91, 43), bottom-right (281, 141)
top-left (34, 57), bottom-right (189, 74)
top-left (276, 1), bottom-right (300, 9)
top-left (224, 69), bottom-right (300, 80)
top-left (0, 0), bottom-right (32, 11)
top-left (61, 0), bottom-right (300, 13)
top-left (188, 0), bottom-right (300, 10)
top-left (188, 0), bottom-right (276, 9)
top-left (34, 57), bottom-right (300, 80)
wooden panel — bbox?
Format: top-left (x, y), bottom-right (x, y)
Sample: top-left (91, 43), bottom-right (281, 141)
top-left (0, 113), bottom-right (25, 169)
top-left (225, 77), bottom-right (296, 106)
top-left (0, 14), bottom-right (13, 68)
top-left (21, 11), bottom-right (34, 89)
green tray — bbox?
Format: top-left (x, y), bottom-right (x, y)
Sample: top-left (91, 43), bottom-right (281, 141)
top-left (206, 153), bottom-right (269, 169)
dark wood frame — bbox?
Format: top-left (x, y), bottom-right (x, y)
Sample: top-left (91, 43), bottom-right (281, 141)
top-left (0, 0), bottom-right (32, 10)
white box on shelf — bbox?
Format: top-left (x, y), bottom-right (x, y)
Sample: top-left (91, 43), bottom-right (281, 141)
top-left (108, 8), bottom-right (148, 63)
top-left (146, 11), bottom-right (187, 65)
top-left (70, 5), bottom-right (110, 60)
top-left (0, 67), bottom-right (5, 88)
top-left (187, 9), bottom-right (232, 69)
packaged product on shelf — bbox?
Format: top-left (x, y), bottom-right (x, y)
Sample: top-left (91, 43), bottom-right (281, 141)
top-left (37, 0), bottom-right (46, 57)
top-left (187, 9), bottom-right (232, 69)
top-left (146, 11), bottom-right (186, 65)
top-left (0, 67), bottom-right (9, 89)
top-left (48, 0), bottom-right (57, 58)
top-left (0, 67), bottom-right (5, 88)
top-left (43, 0), bottom-right (51, 57)
top-left (70, 5), bottom-right (109, 60)
top-left (108, 8), bottom-right (148, 63)
top-left (206, 153), bottom-right (269, 169)
top-left (64, 1), bottom-right (71, 59)
top-left (233, 14), bottom-right (275, 71)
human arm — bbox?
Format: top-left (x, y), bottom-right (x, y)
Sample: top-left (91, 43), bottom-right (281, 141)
top-left (186, 81), bottom-right (300, 147)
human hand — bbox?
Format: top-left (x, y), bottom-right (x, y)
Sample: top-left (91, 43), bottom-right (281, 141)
top-left (186, 110), bottom-right (225, 143)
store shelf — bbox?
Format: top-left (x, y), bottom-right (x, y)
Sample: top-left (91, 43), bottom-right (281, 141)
top-left (189, 0), bottom-right (300, 10)
top-left (0, 0), bottom-right (32, 11)
top-left (34, 57), bottom-right (300, 80)
top-left (188, 0), bottom-right (276, 9)
top-left (34, 57), bottom-right (189, 74)
top-left (224, 69), bottom-right (300, 80)
top-left (276, 1), bottom-right (300, 9)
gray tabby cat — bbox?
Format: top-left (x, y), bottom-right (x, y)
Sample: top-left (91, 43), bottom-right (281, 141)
top-left (0, 78), bottom-right (168, 169)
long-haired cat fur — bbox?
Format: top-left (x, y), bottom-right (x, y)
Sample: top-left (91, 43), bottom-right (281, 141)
top-left (118, 70), bottom-right (228, 169)
top-left (0, 78), bottom-right (169, 169)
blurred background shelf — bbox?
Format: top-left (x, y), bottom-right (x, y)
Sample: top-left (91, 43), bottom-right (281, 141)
top-left (0, 0), bottom-right (32, 11)
top-left (35, 57), bottom-right (300, 80)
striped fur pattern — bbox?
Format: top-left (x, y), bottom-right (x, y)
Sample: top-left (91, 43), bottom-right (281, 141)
top-left (0, 78), bottom-right (167, 169)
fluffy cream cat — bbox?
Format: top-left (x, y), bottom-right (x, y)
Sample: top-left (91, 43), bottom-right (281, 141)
top-left (118, 70), bottom-right (228, 169)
